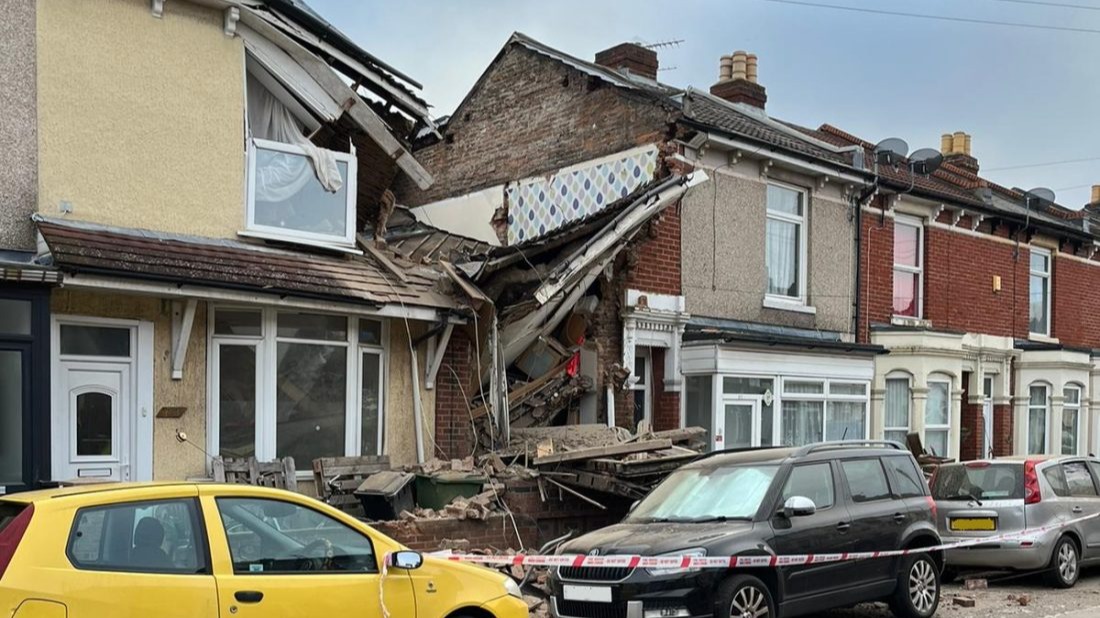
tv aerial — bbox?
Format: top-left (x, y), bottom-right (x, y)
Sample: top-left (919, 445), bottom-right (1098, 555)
top-left (873, 138), bottom-right (908, 167)
top-left (908, 149), bottom-right (943, 176)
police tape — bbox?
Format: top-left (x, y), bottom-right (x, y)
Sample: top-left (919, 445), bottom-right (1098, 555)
top-left (439, 511), bottom-right (1100, 570)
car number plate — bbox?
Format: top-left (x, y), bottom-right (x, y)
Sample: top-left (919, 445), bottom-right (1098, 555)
top-left (949, 517), bottom-right (997, 531)
top-left (562, 585), bottom-right (613, 603)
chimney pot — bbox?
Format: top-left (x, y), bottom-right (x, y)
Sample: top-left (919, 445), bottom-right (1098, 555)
top-left (1092, 185), bottom-right (1100, 205)
top-left (719, 55), bottom-right (733, 81)
top-left (594, 42), bottom-right (658, 80)
top-left (731, 51), bottom-right (748, 80)
top-left (952, 131), bottom-right (967, 155)
top-left (941, 134), bottom-right (953, 154)
top-left (746, 54), bottom-right (758, 83)
top-left (943, 131), bottom-right (978, 172)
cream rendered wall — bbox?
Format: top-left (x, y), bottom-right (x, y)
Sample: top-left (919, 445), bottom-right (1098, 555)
top-left (681, 157), bottom-right (855, 334)
top-left (51, 290), bottom-right (209, 480)
top-left (37, 0), bottom-right (245, 238)
top-left (386, 321), bottom-right (437, 466)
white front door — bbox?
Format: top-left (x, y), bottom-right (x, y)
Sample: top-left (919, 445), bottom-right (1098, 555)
top-left (982, 375), bottom-right (994, 459)
top-left (52, 317), bottom-right (153, 483)
top-left (714, 398), bottom-right (760, 451)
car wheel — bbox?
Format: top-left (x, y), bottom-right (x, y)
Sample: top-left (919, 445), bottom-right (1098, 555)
top-left (890, 553), bottom-right (940, 618)
top-left (1046, 536), bottom-right (1080, 589)
top-left (716, 574), bottom-right (776, 618)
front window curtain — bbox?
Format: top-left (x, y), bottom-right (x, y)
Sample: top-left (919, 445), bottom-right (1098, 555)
top-left (893, 218), bottom-right (923, 317)
top-left (1029, 249), bottom-right (1051, 336)
top-left (884, 378), bottom-right (911, 445)
top-left (765, 184), bottom-right (805, 300)
top-left (1063, 386), bottom-right (1081, 456)
top-left (781, 400), bottom-right (824, 445)
top-left (1029, 384), bottom-right (1049, 455)
top-left (779, 379), bottom-right (868, 445)
top-left (925, 381), bottom-right (950, 458)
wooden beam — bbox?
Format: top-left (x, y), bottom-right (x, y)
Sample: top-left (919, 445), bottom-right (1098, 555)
top-left (532, 439), bottom-right (673, 466)
top-left (425, 322), bottom-right (454, 390)
top-left (470, 359), bottom-right (573, 419)
top-left (441, 260), bottom-right (491, 307)
top-left (358, 235), bottom-right (409, 283)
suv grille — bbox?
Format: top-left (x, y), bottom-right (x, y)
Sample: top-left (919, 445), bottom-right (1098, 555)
top-left (557, 565), bottom-right (634, 581)
top-left (556, 600), bottom-right (627, 618)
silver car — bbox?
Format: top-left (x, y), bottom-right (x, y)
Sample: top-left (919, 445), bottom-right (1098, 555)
top-left (932, 456), bottom-right (1100, 588)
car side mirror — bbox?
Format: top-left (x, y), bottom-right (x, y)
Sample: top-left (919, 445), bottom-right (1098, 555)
top-left (782, 496), bottom-right (816, 518)
top-left (388, 551), bottom-right (424, 570)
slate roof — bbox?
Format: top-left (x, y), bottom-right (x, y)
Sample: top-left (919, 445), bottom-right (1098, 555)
top-left (35, 216), bottom-right (459, 310)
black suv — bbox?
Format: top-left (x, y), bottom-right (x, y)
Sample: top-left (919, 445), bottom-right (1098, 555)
top-left (548, 441), bottom-right (942, 618)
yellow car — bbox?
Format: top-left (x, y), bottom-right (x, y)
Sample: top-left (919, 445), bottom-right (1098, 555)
top-left (0, 482), bottom-right (528, 618)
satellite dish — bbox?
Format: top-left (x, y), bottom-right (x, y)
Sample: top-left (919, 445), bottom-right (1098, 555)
top-left (1024, 187), bottom-right (1056, 208)
top-left (908, 149), bottom-right (943, 176)
top-left (874, 138), bottom-right (909, 165)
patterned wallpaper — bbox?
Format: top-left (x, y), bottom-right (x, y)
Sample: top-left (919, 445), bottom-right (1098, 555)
top-left (507, 146), bottom-right (659, 245)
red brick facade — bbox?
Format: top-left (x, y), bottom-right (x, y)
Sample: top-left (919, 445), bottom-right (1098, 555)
top-left (434, 330), bottom-right (476, 460)
top-left (857, 205), bottom-right (894, 341)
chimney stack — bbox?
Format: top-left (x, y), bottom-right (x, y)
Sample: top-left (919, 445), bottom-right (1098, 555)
top-left (594, 42), bottom-right (658, 80)
top-left (710, 49), bottom-right (767, 109)
top-left (940, 130), bottom-right (979, 173)
top-left (1091, 185), bottom-right (1100, 206)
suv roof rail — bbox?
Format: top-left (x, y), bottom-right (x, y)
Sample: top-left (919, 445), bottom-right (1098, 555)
top-left (795, 440), bottom-right (905, 456)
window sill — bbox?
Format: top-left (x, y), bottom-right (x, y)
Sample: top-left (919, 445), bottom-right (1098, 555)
top-left (1027, 333), bottom-right (1059, 344)
top-left (891, 315), bottom-right (931, 328)
top-left (762, 296), bottom-right (817, 315)
top-left (238, 230), bottom-right (363, 255)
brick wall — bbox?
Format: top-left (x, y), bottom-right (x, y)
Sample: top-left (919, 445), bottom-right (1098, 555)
top-left (649, 348), bottom-right (680, 431)
top-left (857, 206), bottom-right (894, 341)
top-left (434, 330), bottom-right (476, 459)
top-left (396, 43), bottom-right (675, 207)
top-left (1052, 254), bottom-right (1100, 348)
top-left (993, 404), bottom-right (1013, 456)
top-left (626, 208), bottom-right (682, 296)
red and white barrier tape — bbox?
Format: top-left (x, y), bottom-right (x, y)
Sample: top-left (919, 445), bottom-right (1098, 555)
top-left (441, 511), bottom-right (1100, 569)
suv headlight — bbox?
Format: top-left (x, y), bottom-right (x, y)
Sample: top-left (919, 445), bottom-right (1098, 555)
top-left (645, 548), bottom-right (707, 576)
top-left (503, 577), bottom-right (523, 599)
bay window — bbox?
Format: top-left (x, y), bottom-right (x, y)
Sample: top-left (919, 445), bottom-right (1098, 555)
top-left (765, 183), bottom-right (807, 303)
top-left (893, 216), bottom-right (923, 318)
top-left (210, 307), bottom-right (386, 466)
top-left (1063, 385), bottom-right (1082, 455)
top-left (925, 379), bottom-right (951, 458)
top-left (884, 377), bottom-right (911, 445)
top-left (1029, 248), bottom-right (1051, 336)
top-left (1028, 384), bottom-right (1049, 455)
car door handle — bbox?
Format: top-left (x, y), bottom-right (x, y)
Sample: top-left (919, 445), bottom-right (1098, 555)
top-left (836, 521), bottom-right (851, 532)
top-left (1073, 506), bottom-right (1084, 514)
top-left (235, 591), bottom-right (264, 604)
top-left (894, 513), bottom-right (907, 524)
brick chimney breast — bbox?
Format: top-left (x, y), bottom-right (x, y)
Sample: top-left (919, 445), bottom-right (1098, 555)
top-left (595, 43), bottom-right (658, 80)
top-left (710, 50), bottom-right (766, 110)
top-left (941, 130), bottom-right (979, 173)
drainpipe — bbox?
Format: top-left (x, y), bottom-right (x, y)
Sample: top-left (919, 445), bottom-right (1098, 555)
top-left (410, 344), bottom-right (426, 464)
top-left (852, 183), bottom-right (878, 342)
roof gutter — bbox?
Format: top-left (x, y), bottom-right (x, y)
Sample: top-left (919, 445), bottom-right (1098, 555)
top-left (692, 131), bottom-right (871, 186)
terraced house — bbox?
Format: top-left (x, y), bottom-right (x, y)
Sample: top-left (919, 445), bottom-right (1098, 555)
top-left (0, 0), bottom-right (470, 493)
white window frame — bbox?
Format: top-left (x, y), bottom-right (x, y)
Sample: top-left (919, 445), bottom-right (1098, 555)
top-left (925, 378), bottom-right (952, 458)
top-left (244, 138), bottom-right (359, 249)
top-left (1029, 247), bottom-right (1052, 337)
top-left (630, 348), bottom-right (653, 427)
top-left (892, 214), bottom-right (924, 319)
top-left (1027, 383), bottom-right (1050, 455)
top-left (207, 306), bottom-right (388, 470)
top-left (779, 377), bottom-right (870, 444)
top-left (1063, 385), bottom-right (1083, 456)
top-left (883, 375), bottom-right (912, 445)
top-left (764, 181), bottom-right (808, 306)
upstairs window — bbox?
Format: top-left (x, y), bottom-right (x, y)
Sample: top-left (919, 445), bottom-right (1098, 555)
top-left (1029, 248), bottom-right (1051, 336)
top-left (893, 216), bottom-right (923, 318)
top-left (245, 72), bottom-right (357, 248)
top-left (765, 183), bottom-right (807, 303)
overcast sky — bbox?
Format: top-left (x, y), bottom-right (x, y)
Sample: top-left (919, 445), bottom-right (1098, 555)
top-left (312, 0), bottom-right (1100, 207)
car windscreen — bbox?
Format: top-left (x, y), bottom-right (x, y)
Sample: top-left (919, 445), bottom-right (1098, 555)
top-left (626, 464), bottom-right (778, 523)
top-left (932, 464), bottom-right (1023, 500)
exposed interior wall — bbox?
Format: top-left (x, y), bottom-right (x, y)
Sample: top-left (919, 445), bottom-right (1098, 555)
top-left (51, 290), bottom-right (208, 480)
top-left (0, 0), bottom-right (38, 251)
top-left (36, 0), bottom-right (245, 238)
top-left (386, 320), bottom-right (437, 466)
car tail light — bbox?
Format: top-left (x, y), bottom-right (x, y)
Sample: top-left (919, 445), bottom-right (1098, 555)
top-left (1024, 460), bottom-right (1041, 505)
top-left (925, 495), bottom-right (937, 520)
top-left (0, 504), bottom-right (33, 580)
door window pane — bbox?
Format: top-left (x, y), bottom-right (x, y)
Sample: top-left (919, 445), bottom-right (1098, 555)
top-left (1062, 462), bottom-right (1097, 497)
top-left (1043, 465), bottom-right (1070, 497)
top-left (766, 218), bottom-right (800, 298)
top-left (214, 310), bottom-right (262, 337)
top-left (826, 401), bottom-right (865, 441)
top-left (275, 343), bottom-right (347, 465)
top-left (724, 404), bottom-right (753, 449)
top-left (217, 498), bottom-right (376, 574)
top-left (0, 300), bottom-right (31, 335)
top-left (60, 325), bottom-right (130, 356)
top-left (76, 392), bottom-right (112, 457)
top-left (884, 456), bottom-right (925, 498)
top-left (781, 400), bottom-right (823, 445)
top-left (219, 345), bottom-right (257, 458)
top-left (358, 319), bottom-right (383, 346)
top-left (841, 459), bottom-right (891, 502)
top-left (68, 500), bottom-right (204, 573)
top-left (0, 351), bottom-right (23, 485)
top-left (685, 376), bottom-right (713, 449)
top-left (361, 352), bottom-right (381, 456)
top-left (276, 312), bottom-right (347, 341)
top-left (781, 463), bottom-right (834, 509)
